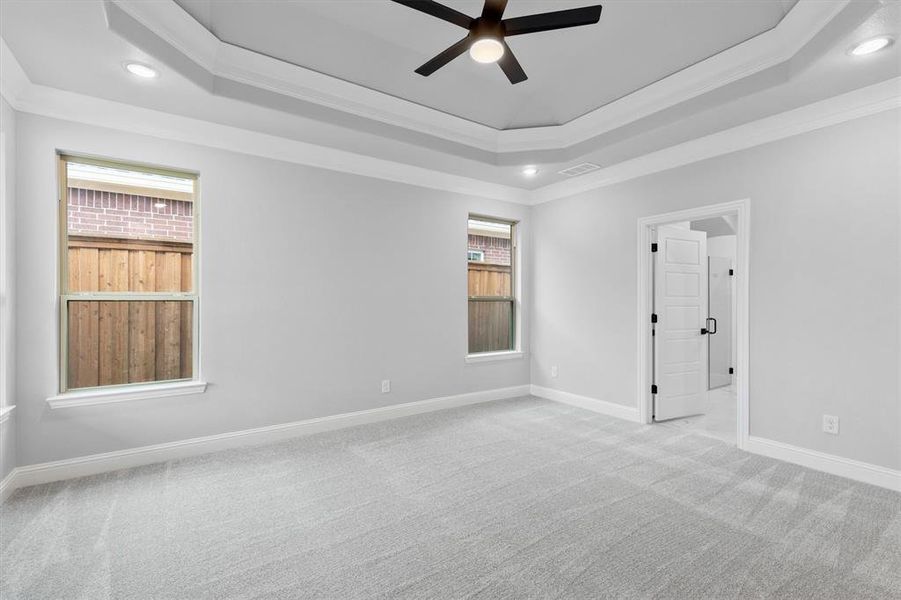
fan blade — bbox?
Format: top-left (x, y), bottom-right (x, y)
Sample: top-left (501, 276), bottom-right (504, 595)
top-left (390, 0), bottom-right (473, 29)
top-left (415, 36), bottom-right (472, 76)
top-left (498, 41), bottom-right (527, 84)
top-left (481, 0), bottom-right (508, 22)
top-left (503, 5), bottom-right (602, 36)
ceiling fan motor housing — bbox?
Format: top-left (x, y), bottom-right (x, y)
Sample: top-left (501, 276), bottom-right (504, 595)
top-left (471, 17), bottom-right (505, 41)
top-left (392, 0), bottom-right (604, 84)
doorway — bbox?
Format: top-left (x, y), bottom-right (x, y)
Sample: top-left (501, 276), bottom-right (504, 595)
top-left (637, 200), bottom-right (749, 449)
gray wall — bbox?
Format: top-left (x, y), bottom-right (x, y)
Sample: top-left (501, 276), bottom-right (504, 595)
top-left (15, 113), bottom-right (530, 466)
top-left (531, 109), bottom-right (900, 470)
top-left (9, 106), bottom-right (901, 473)
top-left (0, 97), bottom-right (16, 482)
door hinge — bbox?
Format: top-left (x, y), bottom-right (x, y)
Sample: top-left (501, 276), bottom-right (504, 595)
top-left (729, 367), bottom-right (734, 374)
top-left (651, 242), bottom-right (658, 253)
top-left (729, 268), bottom-right (734, 276)
top-left (651, 313), bottom-right (657, 323)
top-left (651, 384), bottom-right (658, 394)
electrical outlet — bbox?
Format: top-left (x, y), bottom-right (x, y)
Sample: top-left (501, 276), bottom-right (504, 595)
top-left (822, 415), bottom-right (839, 435)
top-left (381, 379), bottom-right (390, 394)
top-left (550, 365), bottom-right (558, 378)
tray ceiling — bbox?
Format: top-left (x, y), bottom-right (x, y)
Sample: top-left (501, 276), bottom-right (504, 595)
top-left (173, 0), bottom-right (798, 129)
top-left (1, 0), bottom-right (895, 196)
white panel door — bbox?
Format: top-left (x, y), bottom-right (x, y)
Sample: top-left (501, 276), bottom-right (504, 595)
top-left (654, 225), bottom-right (708, 421)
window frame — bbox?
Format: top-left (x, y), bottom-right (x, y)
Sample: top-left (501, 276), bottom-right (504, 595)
top-left (467, 249), bottom-right (485, 262)
top-left (466, 214), bottom-right (520, 359)
top-left (57, 154), bottom-right (201, 395)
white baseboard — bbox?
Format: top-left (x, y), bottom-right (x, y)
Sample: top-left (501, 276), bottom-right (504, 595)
top-left (530, 385), bottom-right (641, 423)
top-left (7, 386), bottom-right (896, 501)
top-left (746, 436), bottom-right (901, 492)
top-left (529, 388), bottom-right (900, 491)
top-left (0, 406), bottom-right (14, 504)
top-left (0, 469), bottom-right (15, 504)
top-left (2, 384), bottom-right (530, 501)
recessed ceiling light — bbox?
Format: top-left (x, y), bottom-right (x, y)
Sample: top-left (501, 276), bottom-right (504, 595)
top-left (469, 38), bottom-right (504, 64)
top-left (125, 62), bottom-right (158, 79)
top-left (522, 166), bottom-right (539, 177)
top-left (850, 36), bottom-right (893, 56)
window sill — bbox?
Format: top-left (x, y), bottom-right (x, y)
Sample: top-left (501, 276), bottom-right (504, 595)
top-left (465, 351), bottom-right (524, 364)
top-left (46, 380), bottom-right (207, 409)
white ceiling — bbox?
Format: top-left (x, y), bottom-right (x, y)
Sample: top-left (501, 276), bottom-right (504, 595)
top-left (691, 216), bottom-right (736, 238)
top-left (172, 0), bottom-right (797, 129)
top-left (0, 0), bottom-right (898, 191)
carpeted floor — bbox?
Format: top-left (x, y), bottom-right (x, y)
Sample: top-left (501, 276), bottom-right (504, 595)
top-left (656, 385), bottom-right (737, 444)
top-left (2, 396), bottom-right (899, 599)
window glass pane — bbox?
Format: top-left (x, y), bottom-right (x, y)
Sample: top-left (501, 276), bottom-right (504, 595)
top-left (468, 218), bottom-right (511, 265)
top-left (67, 300), bottom-right (193, 389)
top-left (468, 218), bottom-right (512, 298)
top-left (468, 300), bottom-right (513, 353)
top-left (468, 217), bottom-right (515, 354)
top-left (66, 161), bottom-right (194, 292)
top-left (67, 243), bottom-right (193, 293)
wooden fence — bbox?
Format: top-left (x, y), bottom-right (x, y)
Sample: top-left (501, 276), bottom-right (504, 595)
top-left (66, 235), bottom-right (193, 389)
top-left (468, 262), bottom-right (514, 353)
top-left (67, 246), bottom-right (508, 386)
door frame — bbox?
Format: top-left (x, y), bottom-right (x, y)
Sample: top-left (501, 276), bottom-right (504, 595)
top-left (637, 199), bottom-right (750, 449)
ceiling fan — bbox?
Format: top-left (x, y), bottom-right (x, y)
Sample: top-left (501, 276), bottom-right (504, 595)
top-left (390, 0), bottom-right (603, 84)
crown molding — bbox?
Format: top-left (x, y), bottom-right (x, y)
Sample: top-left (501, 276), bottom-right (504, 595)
top-left (0, 37), bottom-right (29, 108)
top-left (531, 77), bottom-right (901, 204)
top-left (4, 39), bottom-right (898, 208)
top-left (19, 84), bottom-right (532, 204)
top-left (501, 0), bottom-right (853, 153)
top-left (1, 37), bottom-right (530, 204)
top-left (107, 0), bottom-right (852, 155)
top-left (104, 0), bottom-right (497, 153)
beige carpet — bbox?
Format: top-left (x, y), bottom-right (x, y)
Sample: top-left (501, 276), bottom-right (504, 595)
top-left (2, 397), bottom-right (899, 599)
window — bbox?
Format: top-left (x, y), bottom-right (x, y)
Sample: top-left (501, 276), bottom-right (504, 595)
top-left (468, 216), bottom-right (516, 354)
top-left (467, 249), bottom-right (485, 262)
top-left (59, 155), bottom-right (198, 392)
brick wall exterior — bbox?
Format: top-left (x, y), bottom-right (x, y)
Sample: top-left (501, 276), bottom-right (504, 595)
top-left (468, 234), bottom-right (511, 265)
top-left (67, 187), bottom-right (193, 242)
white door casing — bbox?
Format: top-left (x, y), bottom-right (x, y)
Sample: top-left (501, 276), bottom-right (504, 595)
top-left (654, 225), bottom-right (708, 421)
top-left (637, 199), bottom-right (749, 448)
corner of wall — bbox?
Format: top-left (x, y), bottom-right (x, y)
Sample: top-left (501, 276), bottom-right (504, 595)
top-left (1, 94), bottom-right (19, 487)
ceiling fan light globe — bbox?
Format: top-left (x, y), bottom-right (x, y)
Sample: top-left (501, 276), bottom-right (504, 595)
top-left (469, 38), bottom-right (504, 64)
